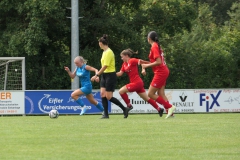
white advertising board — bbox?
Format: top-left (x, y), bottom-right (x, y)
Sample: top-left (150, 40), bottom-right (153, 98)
top-left (112, 89), bottom-right (195, 113)
top-left (112, 89), bottom-right (240, 113)
top-left (194, 89), bottom-right (240, 113)
top-left (0, 91), bottom-right (25, 115)
top-left (112, 90), bottom-right (158, 114)
top-left (168, 90), bottom-right (194, 113)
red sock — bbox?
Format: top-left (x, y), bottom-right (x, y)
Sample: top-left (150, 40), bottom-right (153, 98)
top-left (148, 99), bottom-right (160, 111)
top-left (120, 93), bottom-right (130, 106)
top-left (156, 96), bottom-right (171, 109)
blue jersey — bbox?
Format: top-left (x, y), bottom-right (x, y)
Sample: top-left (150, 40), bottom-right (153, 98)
top-left (76, 64), bottom-right (92, 88)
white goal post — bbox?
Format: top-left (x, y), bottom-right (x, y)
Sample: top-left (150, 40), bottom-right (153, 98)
top-left (0, 57), bottom-right (25, 90)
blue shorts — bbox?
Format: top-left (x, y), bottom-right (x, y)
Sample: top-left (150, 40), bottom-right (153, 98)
top-left (80, 85), bottom-right (92, 95)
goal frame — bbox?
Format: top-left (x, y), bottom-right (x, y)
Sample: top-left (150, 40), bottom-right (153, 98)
top-left (0, 57), bottom-right (26, 90)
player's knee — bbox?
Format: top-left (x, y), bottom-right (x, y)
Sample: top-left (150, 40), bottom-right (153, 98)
top-left (148, 93), bottom-right (154, 99)
top-left (119, 90), bottom-right (124, 95)
top-left (158, 93), bottom-right (165, 97)
top-left (100, 91), bottom-right (106, 97)
top-left (71, 93), bottom-right (78, 100)
top-left (100, 93), bottom-right (105, 98)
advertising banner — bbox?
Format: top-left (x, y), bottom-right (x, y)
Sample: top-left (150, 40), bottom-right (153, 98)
top-left (112, 89), bottom-right (195, 113)
top-left (112, 91), bottom-right (155, 114)
top-left (169, 90), bottom-right (195, 113)
top-left (194, 89), bottom-right (240, 112)
top-left (1, 89), bottom-right (236, 115)
top-left (25, 90), bottom-right (108, 114)
top-left (0, 91), bottom-right (25, 115)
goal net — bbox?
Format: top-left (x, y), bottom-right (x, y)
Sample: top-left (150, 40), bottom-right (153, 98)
top-left (0, 57), bottom-right (25, 90)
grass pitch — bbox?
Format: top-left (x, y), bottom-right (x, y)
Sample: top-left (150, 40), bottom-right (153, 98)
top-left (0, 113), bottom-right (240, 160)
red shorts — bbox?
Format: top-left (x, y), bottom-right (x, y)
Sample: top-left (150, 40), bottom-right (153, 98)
top-left (151, 68), bottom-right (169, 88)
top-left (126, 81), bottom-right (145, 93)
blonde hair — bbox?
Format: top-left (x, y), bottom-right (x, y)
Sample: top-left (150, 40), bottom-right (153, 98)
top-left (75, 56), bottom-right (88, 64)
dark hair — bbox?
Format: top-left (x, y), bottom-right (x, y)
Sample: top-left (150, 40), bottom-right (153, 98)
top-left (148, 31), bottom-right (163, 52)
top-left (120, 48), bottom-right (138, 58)
top-left (148, 31), bottom-right (158, 42)
top-left (98, 34), bottom-right (108, 45)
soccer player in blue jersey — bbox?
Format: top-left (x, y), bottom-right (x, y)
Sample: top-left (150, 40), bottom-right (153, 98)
top-left (64, 56), bottom-right (104, 115)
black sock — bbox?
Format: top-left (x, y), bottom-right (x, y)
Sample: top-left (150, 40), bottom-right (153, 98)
top-left (102, 97), bottom-right (109, 117)
top-left (109, 97), bottom-right (125, 111)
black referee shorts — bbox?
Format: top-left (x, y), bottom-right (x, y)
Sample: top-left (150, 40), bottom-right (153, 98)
top-left (100, 72), bottom-right (117, 92)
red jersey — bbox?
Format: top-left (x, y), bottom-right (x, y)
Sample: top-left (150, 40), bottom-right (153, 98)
top-left (149, 42), bottom-right (168, 73)
top-left (120, 58), bottom-right (143, 83)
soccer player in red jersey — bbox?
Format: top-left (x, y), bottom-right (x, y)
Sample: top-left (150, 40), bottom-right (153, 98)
top-left (141, 31), bottom-right (176, 119)
top-left (116, 49), bottom-right (164, 117)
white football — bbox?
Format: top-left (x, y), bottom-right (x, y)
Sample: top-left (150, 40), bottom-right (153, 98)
top-left (49, 109), bottom-right (59, 119)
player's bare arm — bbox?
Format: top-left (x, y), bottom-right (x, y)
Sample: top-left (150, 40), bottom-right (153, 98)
top-left (85, 65), bottom-right (98, 75)
top-left (64, 66), bottom-right (76, 79)
top-left (90, 65), bottom-right (108, 82)
top-left (116, 71), bottom-right (124, 77)
top-left (141, 57), bottom-right (161, 69)
top-left (141, 67), bottom-right (146, 76)
top-left (138, 59), bottom-right (150, 65)
top-left (96, 65), bottom-right (108, 76)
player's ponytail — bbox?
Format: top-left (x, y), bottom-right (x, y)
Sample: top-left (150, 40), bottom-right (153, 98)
top-left (121, 48), bottom-right (138, 58)
top-left (148, 31), bottom-right (163, 54)
top-left (99, 34), bottom-right (108, 45)
top-left (78, 56), bottom-right (88, 64)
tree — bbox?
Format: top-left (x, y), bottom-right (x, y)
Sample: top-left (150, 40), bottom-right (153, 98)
top-left (1, 0), bottom-right (238, 89)
top-left (196, 0), bottom-right (239, 25)
top-left (166, 3), bottom-right (239, 88)
top-left (0, 0), bottom-right (71, 89)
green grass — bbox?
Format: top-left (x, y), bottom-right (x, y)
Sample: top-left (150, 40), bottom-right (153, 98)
top-left (0, 114), bottom-right (240, 160)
